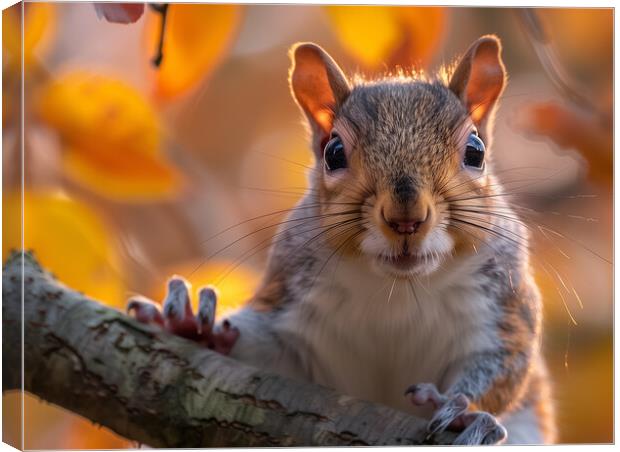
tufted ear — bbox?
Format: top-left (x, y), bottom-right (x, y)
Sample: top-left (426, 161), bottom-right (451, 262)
top-left (449, 35), bottom-right (506, 131)
top-left (289, 43), bottom-right (351, 154)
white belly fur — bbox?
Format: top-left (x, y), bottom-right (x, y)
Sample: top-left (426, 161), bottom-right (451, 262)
top-left (275, 251), bottom-right (499, 418)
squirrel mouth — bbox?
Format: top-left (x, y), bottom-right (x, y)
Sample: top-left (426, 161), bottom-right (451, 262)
top-left (379, 252), bottom-right (428, 270)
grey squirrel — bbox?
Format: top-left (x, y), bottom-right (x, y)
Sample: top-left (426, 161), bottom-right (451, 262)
top-left (128, 35), bottom-right (556, 445)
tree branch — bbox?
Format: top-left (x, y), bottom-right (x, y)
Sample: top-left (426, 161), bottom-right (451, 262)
top-left (2, 252), bottom-right (456, 447)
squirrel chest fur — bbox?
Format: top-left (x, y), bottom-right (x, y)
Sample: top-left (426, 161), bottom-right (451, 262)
top-left (129, 35), bottom-right (556, 445)
top-left (261, 233), bottom-right (503, 415)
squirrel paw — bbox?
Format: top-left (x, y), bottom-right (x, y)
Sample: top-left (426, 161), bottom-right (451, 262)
top-left (405, 383), bottom-right (507, 445)
top-left (127, 276), bottom-right (239, 355)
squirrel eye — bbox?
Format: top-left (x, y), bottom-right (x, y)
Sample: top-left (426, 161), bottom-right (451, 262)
top-left (463, 132), bottom-right (485, 170)
top-left (324, 135), bottom-right (347, 171)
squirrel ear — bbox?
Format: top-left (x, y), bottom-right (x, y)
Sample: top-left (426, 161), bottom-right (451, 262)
top-left (449, 35), bottom-right (506, 128)
top-left (289, 43), bottom-right (350, 139)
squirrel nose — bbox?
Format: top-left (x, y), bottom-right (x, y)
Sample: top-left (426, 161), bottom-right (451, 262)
top-left (383, 210), bottom-right (429, 235)
top-left (387, 219), bottom-right (422, 235)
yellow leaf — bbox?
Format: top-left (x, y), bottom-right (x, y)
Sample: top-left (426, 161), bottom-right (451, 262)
top-left (152, 260), bottom-right (261, 318)
top-left (327, 7), bottom-right (398, 68)
top-left (37, 71), bottom-right (182, 201)
top-left (325, 6), bottom-right (446, 71)
top-left (2, 2), bottom-right (56, 71)
top-left (2, 191), bottom-right (126, 308)
top-left (38, 72), bottom-right (160, 157)
top-left (144, 4), bottom-right (242, 99)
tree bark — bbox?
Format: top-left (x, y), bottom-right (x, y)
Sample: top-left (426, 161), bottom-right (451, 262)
top-left (2, 252), bottom-right (456, 447)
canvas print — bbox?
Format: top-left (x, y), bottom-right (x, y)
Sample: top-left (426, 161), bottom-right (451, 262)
top-left (2, 2), bottom-right (613, 448)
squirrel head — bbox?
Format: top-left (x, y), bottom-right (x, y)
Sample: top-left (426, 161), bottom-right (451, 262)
top-left (289, 36), bottom-right (507, 277)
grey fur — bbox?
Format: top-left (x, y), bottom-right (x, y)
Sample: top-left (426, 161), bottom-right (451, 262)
top-left (339, 80), bottom-right (465, 191)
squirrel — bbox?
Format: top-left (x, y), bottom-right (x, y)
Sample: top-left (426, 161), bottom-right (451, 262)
top-left (128, 35), bottom-right (556, 445)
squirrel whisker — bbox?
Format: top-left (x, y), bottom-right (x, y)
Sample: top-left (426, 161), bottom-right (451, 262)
top-left (216, 217), bottom-right (368, 287)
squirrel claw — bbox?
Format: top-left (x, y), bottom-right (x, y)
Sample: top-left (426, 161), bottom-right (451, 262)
top-left (127, 296), bottom-right (164, 326)
top-left (197, 286), bottom-right (217, 334)
top-left (208, 323), bottom-right (240, 355)
top-left (406, 382), bottom-right (506, 445)
top-left (163, 276), bottom-right (193, 322)
top-left (127, 278), bottom-right (239, 355)
top-left (427, 393), bottom-right (469, 435)
top-left (453, 411), bottom-right (507, 445)
top-left (406, 383), bottom-right (447, 409)
top-left (162, 276), bottom-right (200, 339)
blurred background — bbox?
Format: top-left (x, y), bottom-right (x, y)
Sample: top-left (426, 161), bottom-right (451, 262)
top-left (2, 3), bottom-right (612, 447)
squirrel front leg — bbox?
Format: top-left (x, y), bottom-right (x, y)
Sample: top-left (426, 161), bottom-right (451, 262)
top-left (407, 351), bottom-right (532, 445)
top-left (128, 274), bottom-right (303, 377)
top-left (408, 288), bottom-right (540, 445)
top-left (224, 277), bottom-right (311, 381)
top-left (445, 348), bottom-right (532, 416)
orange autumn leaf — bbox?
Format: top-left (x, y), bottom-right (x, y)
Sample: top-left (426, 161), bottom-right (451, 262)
top-left (325, 6), bottom-right (446, 71)
top-left (2, 191), bottom-right (126, 308)
top-left (144, 4), bottom-right (242, 100)
top-left (3, 2), bottom-right (56, 72)
top-left (513, 101), bottom-right (612, 186)
top-left (37, 71), bottom-right (182, 201)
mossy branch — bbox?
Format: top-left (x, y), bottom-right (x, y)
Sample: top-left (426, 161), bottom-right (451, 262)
top-left (2, 252), bottom-right (456, 447)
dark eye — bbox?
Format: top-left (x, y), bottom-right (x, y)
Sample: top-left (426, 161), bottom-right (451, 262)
top-left (324, 135), bottom-right (347, 171)
top-left (463, 132), bottom-right (485, 170)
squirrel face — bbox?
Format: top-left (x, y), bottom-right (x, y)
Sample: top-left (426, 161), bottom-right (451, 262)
top-left (290, 37), bottom-right (506, 277)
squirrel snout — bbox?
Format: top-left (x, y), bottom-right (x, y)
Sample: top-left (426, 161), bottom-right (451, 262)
top-left (379, 186), bottom-right (433, 236)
